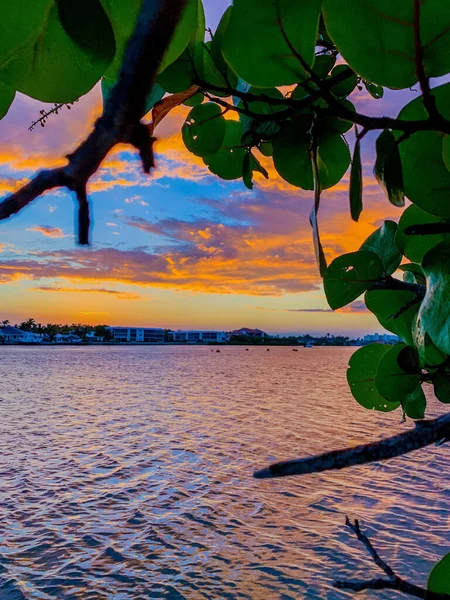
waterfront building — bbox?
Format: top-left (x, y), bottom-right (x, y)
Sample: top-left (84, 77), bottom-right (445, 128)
top-left (168, 330), bottom-right (227, 343)
top-left (107, 327), bottom-right (165, 343)
top-left (0, 326), bottom-right (26, 342)
top-left (227, 327), bottom-right (267, 339)
top-left (54, 333), bottom-right (82, 344)
top-left (363, 333), bottom-right (400, 345)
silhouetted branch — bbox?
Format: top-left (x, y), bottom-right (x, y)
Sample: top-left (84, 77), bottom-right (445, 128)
top-left (334, 518), bottom-right (450, 599)
top-left (0, 0), bottom-right (188, 244)
top-left (253, 413), bottom-right (450, 479)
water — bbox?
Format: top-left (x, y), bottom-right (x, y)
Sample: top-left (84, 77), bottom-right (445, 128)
top-left (0, 345), bottom-right (448, 599)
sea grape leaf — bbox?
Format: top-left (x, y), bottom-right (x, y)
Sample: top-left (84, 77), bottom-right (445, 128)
top-left (373, 130), bottom-right (404, 207)
top-left (364, 81), bottom-right (384, 99)
top-left (273, 122), bottom-right (350, 190)
top-left (222, 0), bottom-right (322, 87)
top-left (242, 153), bottom-right (269, 189)
top-left (259, 142), bottom-right (273, 157)
top-left (347, 344), bottom-right (400, 412)
top-left (443, 135), bottom-right (450, 172)
top-left (324, 251), bottom-right (384, 310)
top-left (101, 0), bottom-right (198, 79)
top-left (397, 83), bottom-right (450, 218)
top-left (312, 53), bottom-right (336, 79)
top-left (413, 315), bottom-right (446, 369)
top-left (182, 102), bottom-right (226, 158)
top-left (428, 553), bottom-right (450, 595)
top-left (349, 138), bottom-right (362, 222)
top-left (398, 263), bottom-right (426, 286)
top-left (328, 65), bottom-right (357, 98)
top-left (360, 220), bottom-right (402, 275)
top-left (433, 372), bottom-right (450, 403)
top-left (395, 205), bottom-right (450, 264)
top-left (419, 240), bottom-right (450, 355)
top-left (365, 289), bottom-right (419, 347)
top-left (0, 0), bottom-right (115, 102)
top-left (0, 82), bottom-right (15, 120)
top-left (203, 120), bottom-right (246, 180)
top-left (158, 49), bottom-right (195, 93)
top-left (184, 92), bottom-right (204, 107)
top-left (403, 386), bottom-right (426, 420)
top-left (375, 344), bottom-right (421, 403)
top-left (323, 0), bottom-right (450, 89)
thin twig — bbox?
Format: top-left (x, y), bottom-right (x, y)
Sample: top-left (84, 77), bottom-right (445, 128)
top-left (253, 412), bottom-right (450, 478)
top-left (334, 518), bottom-right (450, 600)
top-left (0, 0), bottom-right (188, 244)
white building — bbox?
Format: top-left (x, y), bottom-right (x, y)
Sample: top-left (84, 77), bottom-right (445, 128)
top-left (169, 330), bottom-right (227, 343)
top-left (107, 327), bottom-right (165, 343)
top-left (363, 333), bottom-right (400, 345)
top-left (0, 326), bottom-right (25, 342)
top-left (54, 333), bottom-right (82, 344)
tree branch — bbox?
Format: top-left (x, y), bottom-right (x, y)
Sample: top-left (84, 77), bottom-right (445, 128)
top-left (0, 0), bottom-right (188, 244)
top-left (253, 412), bottom-right (450, 479)
top-left (334, 518), bottom-right (450, 600)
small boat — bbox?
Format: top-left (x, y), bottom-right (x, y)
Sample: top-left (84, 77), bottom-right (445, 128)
top-left (245, 348), bottom-right (249, 351)
top-left (216, 349), bottom-right (221, 353)
top-left (292, 348), bottom-right (298, 351)
top-left (266, 348), bottom-right (270, 351)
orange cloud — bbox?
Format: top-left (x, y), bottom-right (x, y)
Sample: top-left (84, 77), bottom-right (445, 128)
top-left (31, 286), bottom-right (142, 300)
top-left (27, 225), bottom-right (69, 238)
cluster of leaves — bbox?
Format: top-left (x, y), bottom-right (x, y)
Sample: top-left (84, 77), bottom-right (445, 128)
top-left (325, 217), bottom-right (450, 419)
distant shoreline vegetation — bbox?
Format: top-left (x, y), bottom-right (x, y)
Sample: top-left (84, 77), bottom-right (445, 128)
top-left (0, 319), bottom-right (399, 347)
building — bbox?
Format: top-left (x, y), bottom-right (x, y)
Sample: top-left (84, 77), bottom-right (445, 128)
top-left (363, 333), bottom-right (400, 345)
top-left (54, 333), bottom-right (82, 343)
top-left (107, 327), bottom-right (165, 343)
top-left (85, 331), bottom-right (104, 342)
top-left (227, 327), bottom-right (267, 339)
top-left (0, 326), bottom-right (25, 342)
top-left (168, 330), bottom-right (227, 343)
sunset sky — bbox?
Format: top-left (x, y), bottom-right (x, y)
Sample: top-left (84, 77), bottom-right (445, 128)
top-left (0, 1), bottom-right (415, 335)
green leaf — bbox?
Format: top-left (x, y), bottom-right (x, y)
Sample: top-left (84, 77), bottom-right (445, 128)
top-left (413, 315), bottom-right (446, 368)
top-left (403, 385), bottom-right (426, 420)
top-left (158, 49), bottom-right (195, 93)
top-left (360, 220), bottom-right (402, 275)
top-left (0, 82), bottom-right (15, 120)
top-left (222, 0), bottom-right (322, 87)
top-left (0, 0), bottom-right (115, 102)
top-left (395, 205), bottom-right (450, 264)
top-left (428, 553), bottom-right (450, 595)
top-left (328, 65), bottom-right (357, 98)
top-left (375, 343), bottom-right (421, 403)
top-left (397, 83), bottom-right (450, 218)
top-left (365, 289), bottom-right (419, 347)
top-left (364, 81), bottom-right (384, 99)
top-left (324, 250), bottom-right (384, 310)
top-left (419, 240), bottom-right (450, 355)
top-left (101, 77), bottom-right (165, 116)
top-left (323, 0), bottom-right (450, 89)
top-left (312, 53), bottom-right (336, 79)
top-left (183, 92), bottom-right (204, 107)
top-left (182, 102), bottom-right (226, 158)
top-left (204, 119), bottom-right (246, 180)
top-left (373, 130), bottom-right (404, 207)
top-left (101, 0), bottom-right (199, 79)
top-left (349, 138), bottom-right (362, 222)
top-left (347, 344), bottom-right (400, 412)
top-left (237, 86), bottom-right (285, 135)
top-left (259, 142), bottom-right (273, 157)
top-left (242, 152), bottom-right (269, 189)
top-left (443, 135), bottom-right (450, 172)
top-left (273, 121), bottom-right (350, 190)
top-left (433, 372), bottom-right (450, 403)
top-left (398, 262), bottom-right (426, 286)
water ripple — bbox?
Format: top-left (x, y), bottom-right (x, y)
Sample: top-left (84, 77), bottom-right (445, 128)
top-left (0, 346), bottom-right (448, 598)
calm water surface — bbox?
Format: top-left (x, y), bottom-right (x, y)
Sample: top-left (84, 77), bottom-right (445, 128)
top-left (0, 346), bottom-right (448, 599)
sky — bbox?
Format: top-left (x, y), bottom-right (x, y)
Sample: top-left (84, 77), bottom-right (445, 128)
top-left (0, 1), bottom-right (416, 336)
